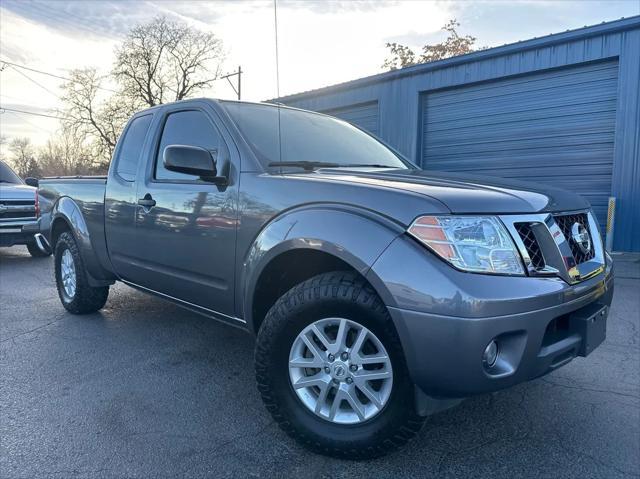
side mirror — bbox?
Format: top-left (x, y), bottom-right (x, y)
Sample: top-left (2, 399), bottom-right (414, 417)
top-left (25, 177), bottom-right (39, 187)
top-left (163, 145), bottom-right (226, 184)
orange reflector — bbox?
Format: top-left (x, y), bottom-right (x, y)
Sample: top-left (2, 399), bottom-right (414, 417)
top-left (414, 216), bottom-right (439, 226)
top-left (408, 216), bottom-right (457, 261)
top-left (429, 242), bottom-right (456, 260)
top-left (409, 226), bottom-right (447, 241)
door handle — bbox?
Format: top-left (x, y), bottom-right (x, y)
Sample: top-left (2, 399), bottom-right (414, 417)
top-left (137, 194), bottom-right (156, 208)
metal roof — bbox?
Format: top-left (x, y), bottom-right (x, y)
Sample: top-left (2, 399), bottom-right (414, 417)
top-left (272, 15), bottom-right (640, 103)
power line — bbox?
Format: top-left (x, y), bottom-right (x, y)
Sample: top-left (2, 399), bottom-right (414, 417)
top-left (0, 60), bottom-right (119, 93)
top-left (0, 93), bottom-right (33, 103)
top-left (1, 60), bottom-right (71, 82)
top-left (6, 1), bottom-right (122, 42)
top-left (8, 66), bottom-right (62, 99)
top-left (3, 110), bottom-right (56, 134)
top-left (0, 107), bottom-right (66, 120)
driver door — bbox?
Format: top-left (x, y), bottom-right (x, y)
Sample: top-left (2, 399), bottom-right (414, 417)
top-left (130, 104), bottom-right (239, 316)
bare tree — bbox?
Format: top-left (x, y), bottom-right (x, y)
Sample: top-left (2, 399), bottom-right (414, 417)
top-left (383, 20), bottom-right (480, 70)
top-left (59, 69), bottom-right (135, 165)
top-left (8, 137), bottom-right (40, 178)
top-left (59, 17), bottom-right (224, 164)
top-left (38, 128), bottom-right (102, 176)
top-left (0, 136), bottom-right (6, 163)
top-left (114, 16), bottom-right (224, 107)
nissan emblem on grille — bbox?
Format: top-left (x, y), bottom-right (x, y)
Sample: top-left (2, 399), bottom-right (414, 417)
top-left (571, 222), bottom-right (592, 255)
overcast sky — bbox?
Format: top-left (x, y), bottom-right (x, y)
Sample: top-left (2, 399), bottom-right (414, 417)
top-left (1, 0), bottom-right (638, 151)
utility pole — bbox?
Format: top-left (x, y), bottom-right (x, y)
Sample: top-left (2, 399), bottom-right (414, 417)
top-left (221, 66), bottom-right (242, 100)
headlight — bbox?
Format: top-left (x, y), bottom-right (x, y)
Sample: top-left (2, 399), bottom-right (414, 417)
top-left (408, 216), bottom-right (524, 275)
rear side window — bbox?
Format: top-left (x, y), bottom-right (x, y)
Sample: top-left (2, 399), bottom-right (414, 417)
top-left (0, 161), bottom-right (23, 184)
top-left (115, 115), bottom-right (152, 181)
top-left (155, 110), bottom-right (222, 181)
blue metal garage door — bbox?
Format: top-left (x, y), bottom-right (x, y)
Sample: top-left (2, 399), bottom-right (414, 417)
top-left (421, 60), bottom-right (618, 229)
top-left (322, 101), bottom-right (380, 136)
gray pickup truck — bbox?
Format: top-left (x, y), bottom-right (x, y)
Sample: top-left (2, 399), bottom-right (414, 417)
top-left (0, 160), bottom-right (50, 257)
top-left (37, 99), bottom-right (614, 459)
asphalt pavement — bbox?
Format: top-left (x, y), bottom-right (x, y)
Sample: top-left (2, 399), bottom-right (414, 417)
top-left (1, 245), bottom-right (638, 478)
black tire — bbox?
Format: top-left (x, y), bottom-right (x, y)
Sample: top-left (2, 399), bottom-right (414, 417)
top-left (255, 271), bottom-right (425, 459)
top-left (26, 241), bottom-right (51, 257)
top-left (54, 231), bottom-right (109, 314)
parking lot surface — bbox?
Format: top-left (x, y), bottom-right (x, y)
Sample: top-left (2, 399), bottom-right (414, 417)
top-left (1, 246), bottom-right (638, 478)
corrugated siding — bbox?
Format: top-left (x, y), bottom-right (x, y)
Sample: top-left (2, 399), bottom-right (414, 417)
top-left (321, 101), bottom-right (380, 136)
top-left (282, 20), bottom-right (640, 251)
top-left (421, 61), bottom-right (619, 230)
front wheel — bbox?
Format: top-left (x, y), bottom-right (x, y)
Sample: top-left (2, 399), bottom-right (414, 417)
top-left (255, 271), bottom-right (425, 459)
top-left (54, 231), bottom-right (109, 314)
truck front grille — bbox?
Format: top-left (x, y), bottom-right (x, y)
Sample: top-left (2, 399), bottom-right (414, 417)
top-left (0, 200), bottom-right (36, 222)
top-left (502, 210), bottom-right (604, 284)
top-left (515, 223), bottom-right (545, 270)
top-left (553, 213), bottom-right (595, 264)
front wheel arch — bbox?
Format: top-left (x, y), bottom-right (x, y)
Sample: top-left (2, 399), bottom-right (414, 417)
top-left (250, 248), bottom-right (360, 335)
top-left (241, 206), bottom-right (405, 334)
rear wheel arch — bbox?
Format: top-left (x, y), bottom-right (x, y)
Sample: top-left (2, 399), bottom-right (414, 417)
top-left (51, 216), bottom-right (73, 249)
top-left (50, 198), bottom-right (115, 286)
top-left (49, 196), bottom-right (89, 248)
top-left (54, 231), bottom-right (109, 314)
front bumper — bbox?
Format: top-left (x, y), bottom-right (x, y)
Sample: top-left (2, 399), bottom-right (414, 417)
top-left (0, 220), bottom-right (39, 247)
top-left (368, 235), bottom-right (614, 398)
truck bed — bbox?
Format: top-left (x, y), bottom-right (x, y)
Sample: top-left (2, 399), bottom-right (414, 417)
top-left (38, 176), bottom-right (113, 282)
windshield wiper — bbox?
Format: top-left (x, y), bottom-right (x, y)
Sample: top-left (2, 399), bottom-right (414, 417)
top-left (268, 161), bottom-right (340, 171)
top-left (268, 161), bottom-right (400, 171)
top-left (335, 164), bottom-right (397, 168)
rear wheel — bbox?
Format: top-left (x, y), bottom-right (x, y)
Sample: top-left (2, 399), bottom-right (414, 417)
top-left (54, 231), bottom-right (109, 314)
top-left (255, 271), bottom-right (425, 459)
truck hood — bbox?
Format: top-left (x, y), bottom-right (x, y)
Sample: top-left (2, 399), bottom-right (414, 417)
top-left (0, 183), bottom-right (36, 201)
top-left (308, 168), bottom-right (589, 214)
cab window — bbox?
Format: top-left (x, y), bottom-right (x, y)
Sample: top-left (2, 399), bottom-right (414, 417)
top-left (155, 110), bottom-right (223, 181)
top-left (115, 114), bottom-right (152, 181)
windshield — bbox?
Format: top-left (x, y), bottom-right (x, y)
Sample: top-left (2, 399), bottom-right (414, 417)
top-left (222, 102), bottom-right (410, 170)
top-left (0, 161), bottom-right (23, 184)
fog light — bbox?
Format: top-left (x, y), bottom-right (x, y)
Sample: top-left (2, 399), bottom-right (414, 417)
top-left (483, 340), bottom-right (498, 368)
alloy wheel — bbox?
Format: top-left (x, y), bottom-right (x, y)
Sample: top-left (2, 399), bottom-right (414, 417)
top-left (60, 249), bottom-right (77, 300)
top-left (288, 317), bottom-right (393, 425)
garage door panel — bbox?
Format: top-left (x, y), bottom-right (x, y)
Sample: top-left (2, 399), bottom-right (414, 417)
top-left (428, 162), bottom-right (614, 178)
top-left (428, 63), bottom-right (618, 107)
top-left (426, 144), bottom-right (614, 167)
top-left (424, 132), bottom-right (615, 158)
top-left (426, 83), bottom-right (618, 125)
top-left (426, 111), bottom-right (617, 146)
top-left (421, 60), bottom-right (618, 229)
top-left (425, 98), bottom-right (617, 132)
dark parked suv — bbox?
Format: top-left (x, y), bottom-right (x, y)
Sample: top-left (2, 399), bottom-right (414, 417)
top-left (0, 160), bottom-right (50, 257)
top-left (37, 99), bottom-right (614, 458)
